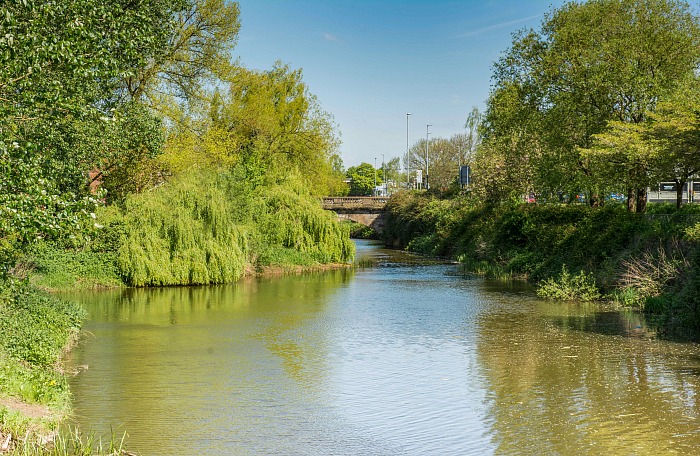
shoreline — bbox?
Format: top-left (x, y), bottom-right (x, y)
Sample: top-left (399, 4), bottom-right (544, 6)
top-left (0, 258), bottom-right (355, 454)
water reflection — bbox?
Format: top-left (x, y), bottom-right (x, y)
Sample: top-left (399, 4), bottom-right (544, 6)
top-left (477, 295), bottom-right (700, 455)
top-left (67, 270), bottom-right (358, 455)
top-left (66, 241), bottom-right (700, 455)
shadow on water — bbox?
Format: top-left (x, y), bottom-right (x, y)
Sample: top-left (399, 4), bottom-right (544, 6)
top-left (549, 311), bottom-right (658, 340)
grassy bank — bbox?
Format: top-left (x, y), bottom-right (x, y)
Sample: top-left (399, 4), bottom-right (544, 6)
top-left (0, 281), bottom-right (81, 453)
top-left (384, 191), bottom-right (700, 338)
top-left (2, 169), bottom-right (355, 453)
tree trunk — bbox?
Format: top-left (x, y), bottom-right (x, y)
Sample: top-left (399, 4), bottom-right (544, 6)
top-left (635, 187), bottom-right (647, 213)
top-left (675, 179), bottom-right (685, 209)
top-left (627, 188), bottom-right (637, 212)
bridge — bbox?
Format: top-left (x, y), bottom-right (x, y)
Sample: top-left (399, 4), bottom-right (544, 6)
top-left (322, 196), bottom-right (389, 233)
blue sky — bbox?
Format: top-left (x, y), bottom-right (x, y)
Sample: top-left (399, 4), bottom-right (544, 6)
top-left (233, 0), bottom-right (567, 168)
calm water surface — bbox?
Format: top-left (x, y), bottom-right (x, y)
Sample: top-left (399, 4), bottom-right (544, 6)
top-left (66, 240), bottom-right (700, 455)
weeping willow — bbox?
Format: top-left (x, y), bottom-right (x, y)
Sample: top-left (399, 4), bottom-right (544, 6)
top-left (118, 172), bottom-right (249, 286)
top-left (253, 183), bottom-right (355, 264)
top-left (116, 169), bottom-right (354, 286)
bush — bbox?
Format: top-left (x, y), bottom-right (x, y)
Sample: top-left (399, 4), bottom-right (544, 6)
top-left (537, 266), bottom-right (601, 301)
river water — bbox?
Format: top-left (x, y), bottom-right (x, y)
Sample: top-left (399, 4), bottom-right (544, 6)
top-left (66, 240), bottom-right (700, 455)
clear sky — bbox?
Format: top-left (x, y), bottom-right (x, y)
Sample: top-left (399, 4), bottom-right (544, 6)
top-left (233, 0), bottom-right (567, 168)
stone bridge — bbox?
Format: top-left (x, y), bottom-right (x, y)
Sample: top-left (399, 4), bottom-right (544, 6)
top-left (322, 196), bottom-right (389, 233)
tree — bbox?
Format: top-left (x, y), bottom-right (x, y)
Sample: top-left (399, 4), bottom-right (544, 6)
top-left (122, 0), bottom-right (241, 106)
top-left (482, 0), bottom-right (700, 210)
top-left (589, 76), bottom-right (700, 208)
top-left (647, 78), bottom-right (700, 208)
top-left (386, 157), bottom-right (402, 186)
top-left (209, 63), bottom-right (341, 194)
top-left (0, 0), bottom-right (183, 270)
top-left (460, 106), bottom-right (482, 165)
top-left (346, 163), bottom-right (380, 196)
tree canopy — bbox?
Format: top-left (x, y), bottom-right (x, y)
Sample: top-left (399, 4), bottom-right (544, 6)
top-left (474, 0), bottom-right (700, 210)
top-left (0, 0), bottom-right (345, 274)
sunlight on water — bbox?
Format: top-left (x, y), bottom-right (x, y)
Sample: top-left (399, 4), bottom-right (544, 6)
top-left (66, 240), bottom-right (700, 455)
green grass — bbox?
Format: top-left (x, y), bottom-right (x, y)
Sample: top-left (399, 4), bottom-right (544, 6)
top-left (20, 243), bottom-right (122, 292)
top-left (0, 281), bottom-right (89, 454)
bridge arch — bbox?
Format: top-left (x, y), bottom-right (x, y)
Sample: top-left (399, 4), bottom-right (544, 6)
top-left (322, 197), bottom-right (388, 233)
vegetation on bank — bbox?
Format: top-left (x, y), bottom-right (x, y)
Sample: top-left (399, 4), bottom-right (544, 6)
top-left (1, 0), bottom-right (699, 450)
top-left (0, 0), bottom-right (353, 451)
top-left (383, 191), bottom-right (700, 337)
top-left (0, 282), bottom-right (83, 452)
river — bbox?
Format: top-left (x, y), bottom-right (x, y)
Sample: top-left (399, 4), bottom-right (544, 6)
top-left (66, 240), bottom-right (700, 455)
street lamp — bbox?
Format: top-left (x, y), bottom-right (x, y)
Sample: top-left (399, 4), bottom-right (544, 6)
top-left (406, 113), bottom-right (411, 189)
top-left (426, 124), bottom-right (432, 190)
top-left (381, 153), bottom-right (386, 196)
top-left (374, 157), bottom-right (377, 196)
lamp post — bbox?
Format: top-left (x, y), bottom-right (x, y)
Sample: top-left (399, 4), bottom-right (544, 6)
top-left (381, 153), bottom-right (386, 196)
top-left (406, 113), bottom-right (411, 189)
top-left (426, 124), bottom-right (432, 190)
top-left (374, 157), bottom-right (377, 196)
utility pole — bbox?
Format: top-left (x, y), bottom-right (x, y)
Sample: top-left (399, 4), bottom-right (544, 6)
top-left (374, 157), bottom-right (377, 196)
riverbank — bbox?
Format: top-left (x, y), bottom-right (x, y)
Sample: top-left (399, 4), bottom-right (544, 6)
top-left (383, 191), bottom-right (700, 338)
top-left (0, 282), bottom-right (83, 454)
top-left (2, 224), bottom-right (355, 454)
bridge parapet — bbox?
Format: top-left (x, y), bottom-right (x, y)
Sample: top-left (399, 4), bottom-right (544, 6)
top-left (322, 196), bottom-right (388, 211)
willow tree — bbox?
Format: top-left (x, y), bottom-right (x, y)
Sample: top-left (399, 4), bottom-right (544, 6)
top-left (210, 63), bottom-right (342, 195)
top-left (481, 0), bottom-right (700, 210)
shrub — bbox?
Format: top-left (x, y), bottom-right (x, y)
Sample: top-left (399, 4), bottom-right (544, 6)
top-left (0, 282), bottom-right (84, 367)
top-left (536, 266), bottom-right (601, 301)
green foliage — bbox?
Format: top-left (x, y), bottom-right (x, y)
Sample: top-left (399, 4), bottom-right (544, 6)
top-left (342, 221), bottom-right (378, 240)
top-left (536, 266), bottom-right (601, 302)
top-left (477, 0), bottom-right (700, 209)
top-left (92, 103), bottom-right (166, 204)
top-left (117, 171), bottom-right (248, 286)
top-left (0, 142), bottom-right (102, 276)
top-left (0, 282), bottom-right (84, 367)
top-left (125, 0), bottom-right (241, 103)
top-left (609, 287), bottom-right (647, 308)
top-left (22, 242), bottom-right (122, 292)
top-left (385, 191), bottom-right (700, 333)
top-left (252, 184), bottom-right (355, 264)
top-left (346, 162), bottom-right (380, 196)
top-left (115, 168), bottom-right (354, 286)
top-left (0, 354), bottom-right (67, 406)
top-left (0, 280), bottom-right (82, 442)
top-left (0, 0), bottom-right (187, 274)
